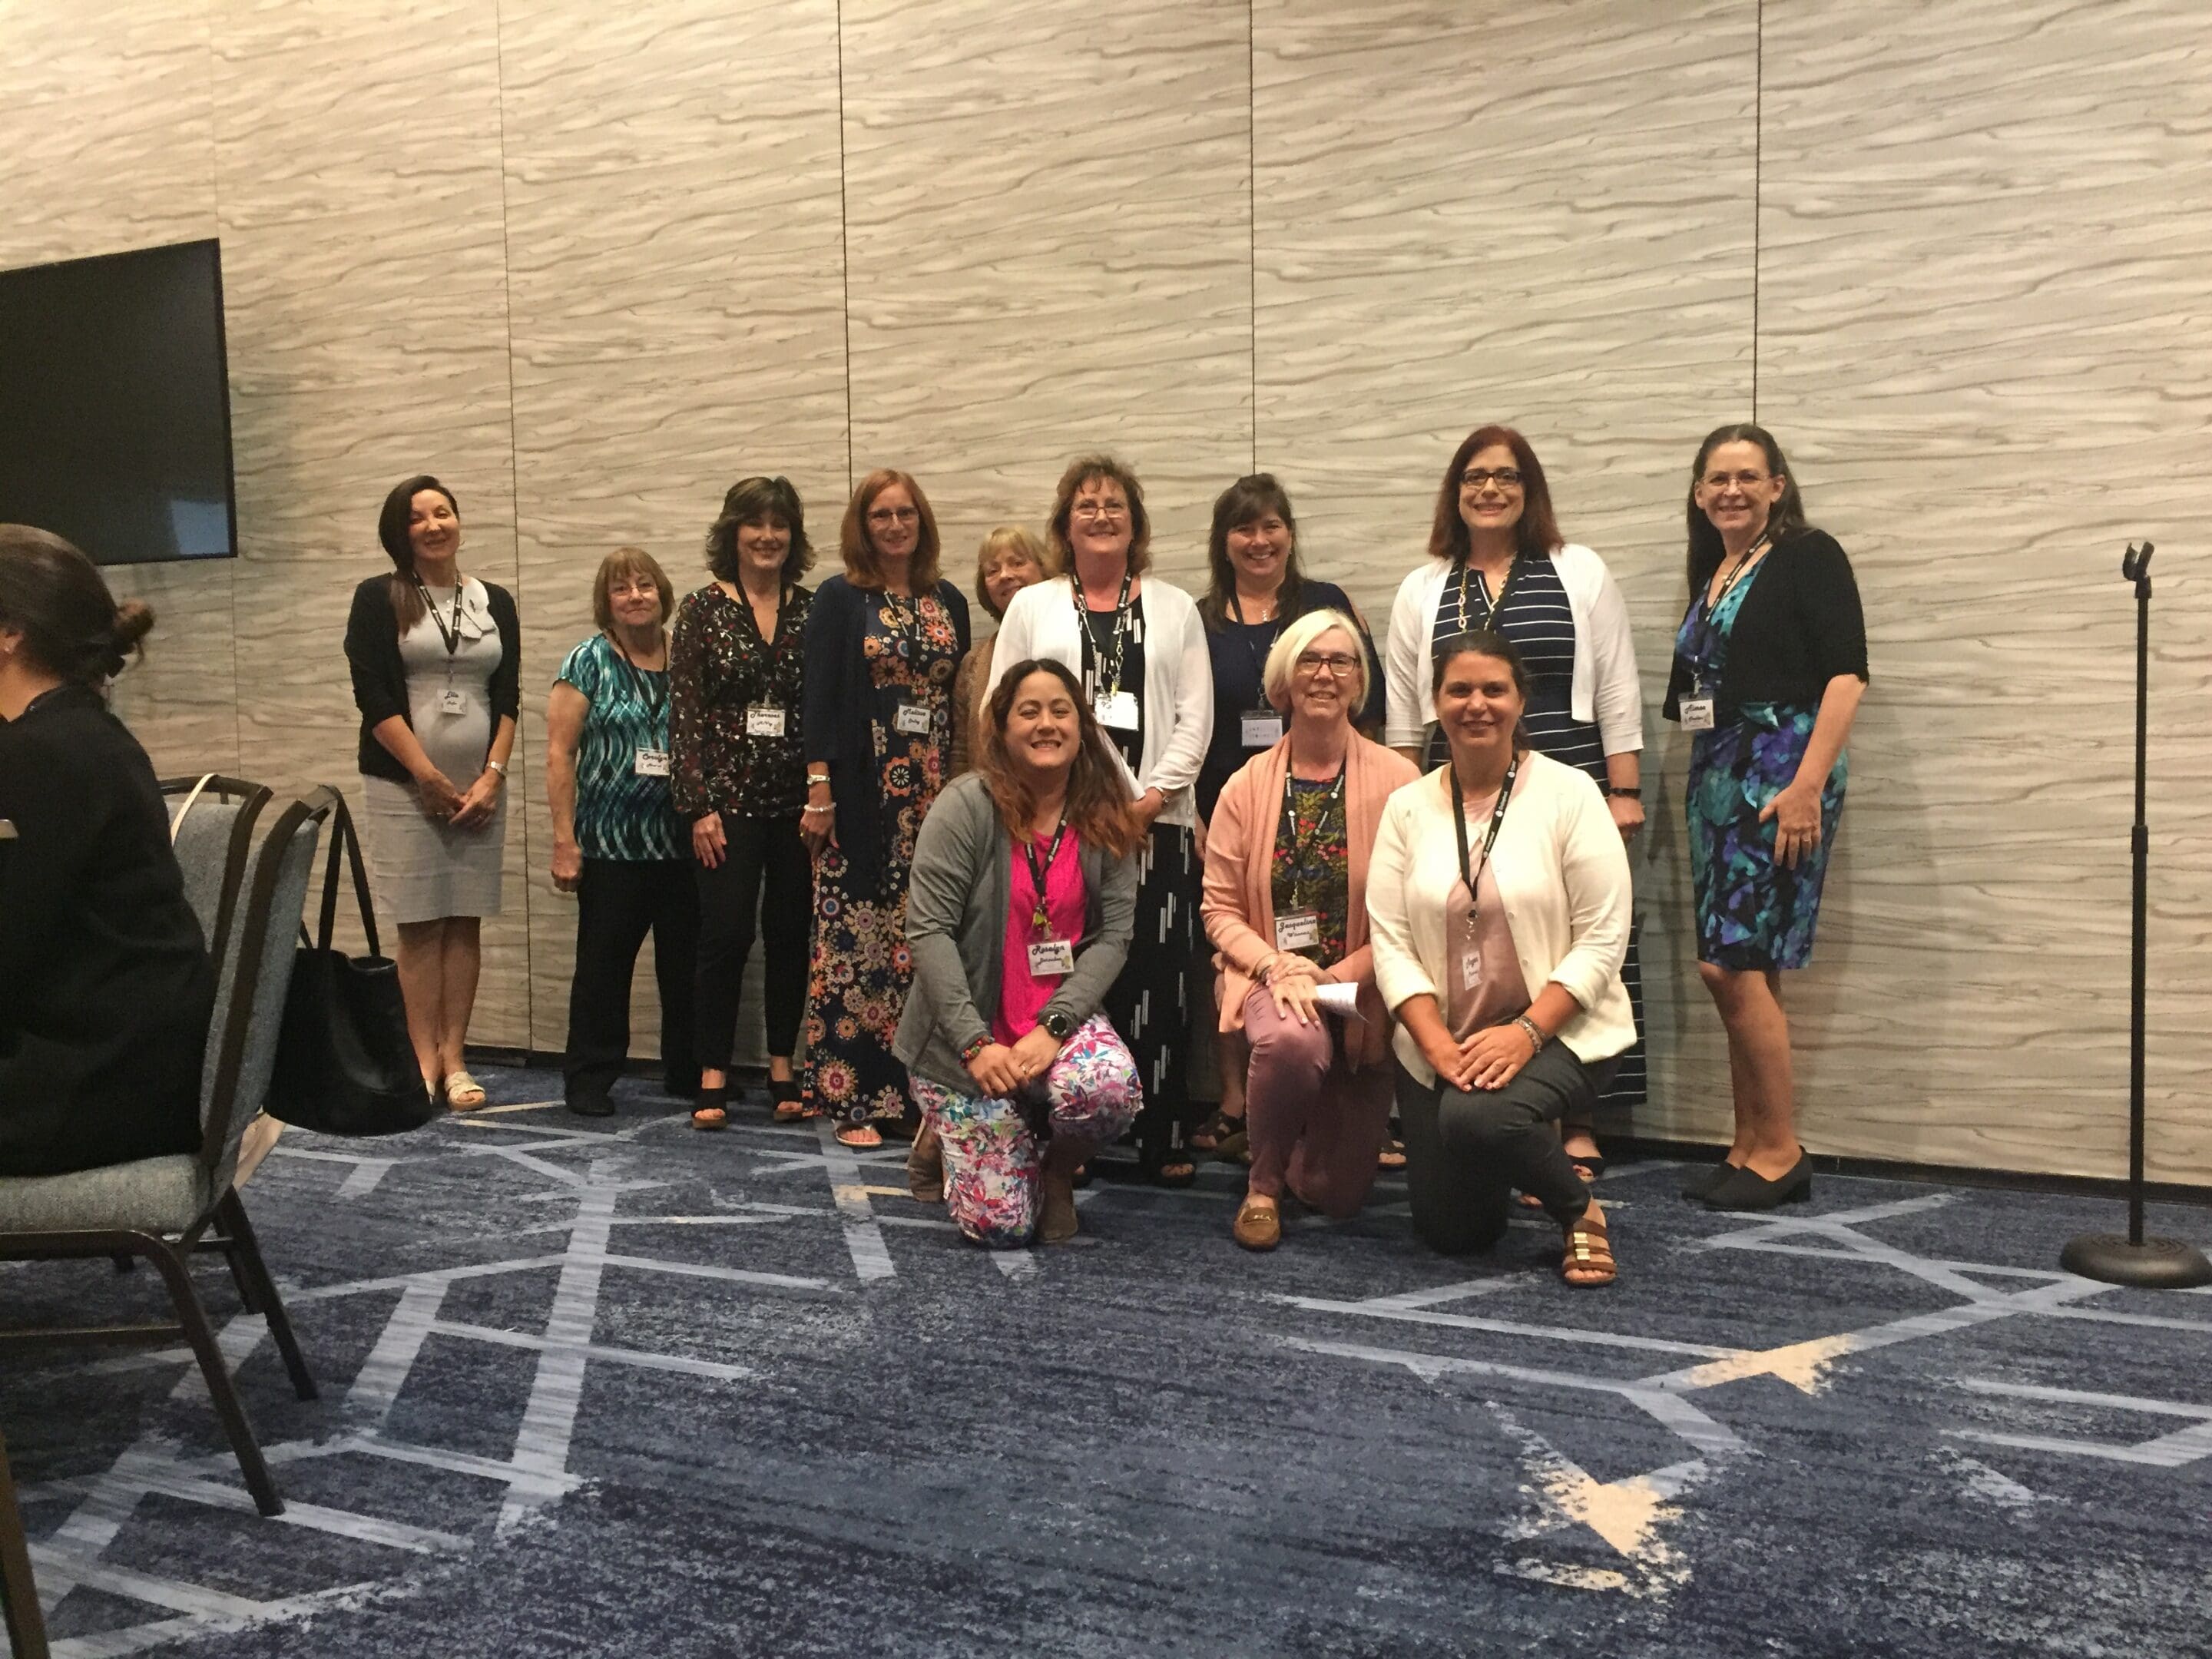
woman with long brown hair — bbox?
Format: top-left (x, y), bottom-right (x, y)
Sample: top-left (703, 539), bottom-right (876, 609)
top-left (894, 658), bottom-right (1144, 1246)
top-left (800, 469), bottom-right (971, 1146)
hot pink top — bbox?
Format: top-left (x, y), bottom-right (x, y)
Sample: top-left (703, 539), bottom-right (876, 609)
top-left (996, 826), bottom-right (1088, 1046)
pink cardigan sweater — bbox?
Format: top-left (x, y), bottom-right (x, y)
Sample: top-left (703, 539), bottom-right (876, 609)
top-left (1200, 730), bottom-right (1420, 1069)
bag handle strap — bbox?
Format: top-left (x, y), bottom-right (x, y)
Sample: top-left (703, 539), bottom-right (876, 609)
top-left (169, 773), bottom-right (217, 846)
top-left (314, 793), bottom-right (382, 958)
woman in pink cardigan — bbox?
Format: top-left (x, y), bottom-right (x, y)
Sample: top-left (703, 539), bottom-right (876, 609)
top-left (1201, 610), bottom-right (1419, 1250)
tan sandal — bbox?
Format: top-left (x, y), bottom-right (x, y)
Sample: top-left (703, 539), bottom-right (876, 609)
top-left (443, 1071), bottom-right (487, 1111)
top-left (1562, 1210), bottom-right (1617, 1288)
top-left (835, 1123), bottom-right (883, 1149)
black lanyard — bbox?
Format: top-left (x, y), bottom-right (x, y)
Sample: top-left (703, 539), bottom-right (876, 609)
top-left (1073, 569), bottom-right (1135, 697)
top-left (1452, 554), bottom-right (1520, 638)
top-left (416, 578), bottom-right (467, 658)
top-left (1225, 588), bottom-right (1284, 695)
top-left (1022, 817), bottom-right (1070, 935)
top-left (608, 633), bottom-right (667, 717)
top-left (1277, 757), bottom-right (1347, 912)
top-left (1450, 755), bottom-right (1521, 920)
top-left (1689, 535), bottom-right (1770, 675)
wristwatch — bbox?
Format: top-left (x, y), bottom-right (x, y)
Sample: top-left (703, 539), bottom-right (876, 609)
top-left (1039, 1008), bottom-right (1075, 1041)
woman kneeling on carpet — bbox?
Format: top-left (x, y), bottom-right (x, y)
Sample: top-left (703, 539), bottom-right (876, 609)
top-left (1200, 609), bottom-right (1416, 1251)
top-left (1368, 632), bottom-right (1634, 1286)
top-left (893, 659), bottom-right (1144, 1247)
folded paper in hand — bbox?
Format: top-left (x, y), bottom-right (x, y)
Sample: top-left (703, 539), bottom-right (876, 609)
top-left (1313, 982), bottom-right (1362, 1020)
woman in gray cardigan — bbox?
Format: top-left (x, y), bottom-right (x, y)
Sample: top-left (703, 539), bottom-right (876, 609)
top-left (892, 658), bottom-right (1144, 1246)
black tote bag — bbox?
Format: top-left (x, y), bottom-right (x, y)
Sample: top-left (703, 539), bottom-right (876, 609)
top-left (266, 795), bottom-right (439, 1136)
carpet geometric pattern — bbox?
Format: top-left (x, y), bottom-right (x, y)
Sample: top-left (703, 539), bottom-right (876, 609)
top-left (5, 1068), bottom-right (2210, 1657)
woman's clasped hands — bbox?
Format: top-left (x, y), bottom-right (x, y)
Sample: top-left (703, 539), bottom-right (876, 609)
top-left (965, 1026), bottom-right (1062, 1097)
top-left (1416, 1018), bottom-right (1538, 1094)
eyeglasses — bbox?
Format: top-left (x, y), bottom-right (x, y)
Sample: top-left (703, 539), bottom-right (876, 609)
top-left (1295, 652), bottom-right (1361, 678)
top-left (608, 581), bottom-right (659, 599)
top-left (866, 506), bottom-right (919, 527)
top-left (1461, 469), bottom-right (1524, 492)
top-left (1700, 470), bottom-right (1772, 492)
top-left (1071, 504), bottom-right (1128, 524)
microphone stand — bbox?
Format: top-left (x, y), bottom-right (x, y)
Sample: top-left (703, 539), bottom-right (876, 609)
top-left (2060, 542), bottom-right (2212, 1287)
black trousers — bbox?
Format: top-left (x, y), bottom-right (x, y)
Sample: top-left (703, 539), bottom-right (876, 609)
top-left (1394, 1045), bottom-right (1616, 1253)
top-left (694, 813), bottom-right (810, 1070)
top-left (565, 857), bottom-right (700, 1108)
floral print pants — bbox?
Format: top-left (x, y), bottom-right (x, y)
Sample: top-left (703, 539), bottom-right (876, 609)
top-left (909, 1015), bottom-right (1141, 1247)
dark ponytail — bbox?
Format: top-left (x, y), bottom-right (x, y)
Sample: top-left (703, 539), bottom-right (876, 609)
top-left (0, 525), bottom-right (154, 685)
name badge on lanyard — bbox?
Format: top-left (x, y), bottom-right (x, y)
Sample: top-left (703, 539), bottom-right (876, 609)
top-left (1026, 938), bottom-right (1076, 977)
top-left (893, 702), bottom-right (932, 736)
top-left (1273, 909), bottom-right (1320, 952)
top-left (438, 687), bottom-right (468, 716)
top-left (1094, 690), bottom-right (1140, 731)
top-left (634, 747), bottom-right (671, 777)
top-left (1241, 709), bottom-right (1284, 748)
top-left (745, 704), bottom-right (786, 737)
top-left (1680, 695), bottom-right (1716, 732)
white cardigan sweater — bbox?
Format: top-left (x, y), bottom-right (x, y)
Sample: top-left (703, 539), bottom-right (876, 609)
top-left (1368, 750), bottom-right (1635, 1083)
top-left (1383, 544), bottom-right (1644, 756)
top-left (985, 574), bottom-right (1214, 830)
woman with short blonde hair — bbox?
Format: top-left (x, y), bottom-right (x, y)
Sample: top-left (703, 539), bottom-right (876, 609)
top-left (949, 525), bottom-right (1052, 777)
top-left (1203, 610), bottom-right (1416, 1249)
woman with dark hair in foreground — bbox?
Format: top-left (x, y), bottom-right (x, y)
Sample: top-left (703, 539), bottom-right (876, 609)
top-left (0, 525), bottom-right (212, 1177)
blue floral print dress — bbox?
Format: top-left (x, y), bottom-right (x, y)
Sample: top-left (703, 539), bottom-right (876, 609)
top-left (1677, 562), bottom-right (1848, 971)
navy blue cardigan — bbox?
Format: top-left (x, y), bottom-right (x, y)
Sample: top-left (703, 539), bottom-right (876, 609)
top-left (803, 573), bottom-right (970, 896)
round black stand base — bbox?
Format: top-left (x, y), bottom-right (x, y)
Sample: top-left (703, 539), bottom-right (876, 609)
top-left (2061, 1233), bottom-right (2212, 1289)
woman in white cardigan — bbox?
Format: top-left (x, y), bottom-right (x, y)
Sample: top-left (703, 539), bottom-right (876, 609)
top-left (1384, 423), bottom-right (1647, 1179)
top-left (986, 455), bottom-right (1214, 1184)
top-left (1369, 630), bottom-right (1634, 1286)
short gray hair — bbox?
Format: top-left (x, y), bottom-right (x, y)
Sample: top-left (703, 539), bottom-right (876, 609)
top-left (1261, 608), bottom-right (1366, 712)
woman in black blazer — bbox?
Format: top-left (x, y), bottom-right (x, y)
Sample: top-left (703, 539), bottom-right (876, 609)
top-left (0, 525), bottom-right (213, 1177)
top-left (1664, 424), bottom-right (1868, 1213)
top-left (799, 469), bottom-right (970, 1146)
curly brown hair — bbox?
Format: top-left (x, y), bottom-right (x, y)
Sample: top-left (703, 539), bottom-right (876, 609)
top-left (1046, 455), bottom-right (1151, 576)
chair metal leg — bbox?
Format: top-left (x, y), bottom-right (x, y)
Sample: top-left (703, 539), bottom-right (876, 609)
top-left (0, 1424), bottom-right (50, 1659)
top-left (216, 1235), bottom-right (262, 1315)
top-left (134, 1235), bottom-right (284, 1517)
top-left (217, 1194), bottom-right (316, 1402)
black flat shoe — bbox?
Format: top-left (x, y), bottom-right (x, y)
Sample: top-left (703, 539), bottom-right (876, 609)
top-left (1703, 1154), bottom-right (1812, 1212)
top-left (568, 1094), bottom-right (615, 1119)
top-left (1680, 1161), bottom-right (1738, 1200)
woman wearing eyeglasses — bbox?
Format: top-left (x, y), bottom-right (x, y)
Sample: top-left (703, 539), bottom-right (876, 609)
top-left (801, 470), bottom-right (970, 1147)
top-left (669, 477), bottom-right (816, 1128)
top-left (1200, 611), bottom-right (1417, 1250)
top-left (1384, 426), bottom-right (1646, 1191)
top-left (1666, 424), bottom-right (1866, 1211)
top-left (985, 455), bottom-right (1214, 1185)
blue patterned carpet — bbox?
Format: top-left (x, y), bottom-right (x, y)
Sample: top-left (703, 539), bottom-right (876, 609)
top-left (5, 1067), bottom-right (2212, 1657)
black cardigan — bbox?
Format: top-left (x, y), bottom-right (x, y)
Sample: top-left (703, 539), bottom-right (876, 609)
top-left (345, 574), bottom-right (522, 782)
top-left (803, 573), bottom-right (970, 896)
top-left (0, 685), bottom-right (212, 1177)
top-left (1664, 528), bottom-right (1868, 724)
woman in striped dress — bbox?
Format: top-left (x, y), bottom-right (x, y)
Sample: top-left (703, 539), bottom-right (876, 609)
top-left (1383, 426), bottom-right (1646, 1175)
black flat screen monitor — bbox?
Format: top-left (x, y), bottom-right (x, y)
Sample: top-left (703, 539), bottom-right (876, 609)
top-left (0, 238), bottom-right (237, 565)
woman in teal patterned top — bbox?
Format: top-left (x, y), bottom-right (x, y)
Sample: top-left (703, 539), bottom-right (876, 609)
top-left (547, 548), bottom-right (697, 1118)
top-left (1665, 424), bottom-right (1868, 1214)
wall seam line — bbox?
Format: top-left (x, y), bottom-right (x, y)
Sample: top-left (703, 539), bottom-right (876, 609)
top-left (1752, 0), bottom-right (1763, 419)
top-left (835, 0), bottom-right (856, 491)
top-left (1248, 0), bottom-right (1259, 475)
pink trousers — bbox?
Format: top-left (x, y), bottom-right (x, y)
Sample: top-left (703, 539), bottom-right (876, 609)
top-left (1240, 984), bottom-right (1392, 1217)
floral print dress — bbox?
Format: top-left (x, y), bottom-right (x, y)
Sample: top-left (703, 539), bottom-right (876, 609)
top-left (803, 588), bottom-right (962, 1125)
top-left (1678, 561), bottom-right (1849, 971)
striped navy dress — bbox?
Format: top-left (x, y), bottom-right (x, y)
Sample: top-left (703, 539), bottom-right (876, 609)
top-left (1428, 554), bottom-right (1647, 1110)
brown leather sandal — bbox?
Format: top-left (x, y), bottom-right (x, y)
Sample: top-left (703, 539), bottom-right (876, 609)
top-left (1561, 1210), bottom-right (1617, 1288)
top-left (1233, 1199), bottom-right (1283, 1252)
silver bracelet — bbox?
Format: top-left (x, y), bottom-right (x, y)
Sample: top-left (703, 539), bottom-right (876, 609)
top-left (485, 760), bottom-right (507, 778)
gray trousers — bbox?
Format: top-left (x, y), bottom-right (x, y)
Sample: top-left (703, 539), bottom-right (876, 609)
top-left (1393, 1044), bottom-right (1615, 1254)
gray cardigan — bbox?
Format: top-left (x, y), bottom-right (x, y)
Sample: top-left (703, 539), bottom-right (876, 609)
top-left (892, 773), bottom-right (1137, 1094)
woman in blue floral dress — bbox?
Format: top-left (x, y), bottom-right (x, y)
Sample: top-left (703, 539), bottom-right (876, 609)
top-left (1664, 424), bottom-right (1867, 1213)
top-left (801, 470), bottom-right (970, 1147)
